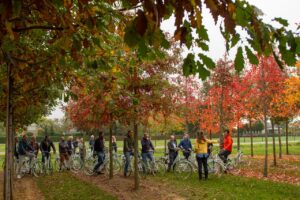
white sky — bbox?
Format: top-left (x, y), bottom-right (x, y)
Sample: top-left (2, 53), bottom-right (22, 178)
top-left (47, 0), bottom-right (300, 120)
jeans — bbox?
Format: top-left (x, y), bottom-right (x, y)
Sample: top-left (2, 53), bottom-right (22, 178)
top-left (167, 151), bottom-right (178, 171)
top-left (219, 150), bottom-right (231, 164)
top-left (124, 152), bottom-right (132, 174)
top-left (196, 155), bottom-right (208, 179)
top-left (183, 152), bottom-right (191, 160)
top-left (42, 152), bottom-right (50, 164)
top-left (142, 152), bottom-right (154, 172)
top-left (93, 152), bottom-right (105, 172)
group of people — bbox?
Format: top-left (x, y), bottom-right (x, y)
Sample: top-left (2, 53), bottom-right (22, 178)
top-left (14, 134), bottom-right (87, 178)
top-left (13, 129), bottom-right (233, 180)
top-left (167, 130), bottom-right (233, 180)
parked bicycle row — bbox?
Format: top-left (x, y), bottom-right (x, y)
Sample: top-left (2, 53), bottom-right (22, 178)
top-left (6, 129), bottom-right (250, 180)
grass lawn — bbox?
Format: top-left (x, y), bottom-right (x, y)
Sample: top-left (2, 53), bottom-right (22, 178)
top-left (154, 173), bottom-right (300, 200)
top-left (36, 172), bottom-right (117, 200)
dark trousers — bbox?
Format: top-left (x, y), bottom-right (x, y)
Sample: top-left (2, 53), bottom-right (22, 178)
top-left (183, 152), bottom-right (191, 160)
top-left (219, 150), bottom-right (231, 164)
top-left (167, 151), bottom-right (178, 171)
top-left (196, 156), bottom-right (208, 179)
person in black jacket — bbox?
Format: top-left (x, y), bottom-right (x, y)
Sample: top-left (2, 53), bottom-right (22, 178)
top-left (40, 135), bottom-right (56, 166)
top-left (17, 134), bottom-right (34, 178)
top-left (93, 131), bottom-right (105, 174)
top-left (67, 136), bottom-right (74, 156)
top-left (141, 133), bottom-right (155, 170)
top-left (112, 136), bottom-right (117, 153)
top-left (123, 130), bottom-right (134, 177)
top-left (167, 135), bottom-right (178, 172)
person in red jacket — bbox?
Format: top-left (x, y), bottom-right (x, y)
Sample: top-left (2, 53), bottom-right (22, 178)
top-left (219, 130), bottom-right (233, 164)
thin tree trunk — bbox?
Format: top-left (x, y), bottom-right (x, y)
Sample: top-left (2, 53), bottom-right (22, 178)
top-left (285, 120), bottom-right (289, 155)
top-left (109, 116), bottom-right (113, 179)
top-left (237, 124), bottom-right (240, 151)
top-left (133, 122), bottom-right (139, 190)
top-left (4, 63), bottom-right (13, 200)
top-left (219, 87), bottom-right (224, 150)
top-left (263, 114), bottom-right (268, 177)
top-left (249, 120), bottom-right (253, 157)
top-left (278, 125), bottom-right (282, 159)
top-left (209, 129), bottom-right (212, 140)
top-left (271, 119), bottom-right (277, 166)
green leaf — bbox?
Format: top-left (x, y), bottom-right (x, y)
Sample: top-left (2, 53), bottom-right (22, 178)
top-left (196, 26), bottom-right (209, 41)
top-left (197, 61), bottom-right (210, 80)
top-left (198, 41), bottom-right (209, 51)
top-left (124, 25), bottom-right (140, 48)
top-left (231, 34), bottom-right (240, 48)
top-left (273, 17), bottom-right (289, 26)
top-left (198, 53), bottom-right (215, 69)
top-left (245, 46), bottom-right (259, 65)
top-left (132, 98), bottom-right (139, 105)
top-left (234, 47), bottom-right (244, 72)
top-left (182, 53), bottom-right (196, 76)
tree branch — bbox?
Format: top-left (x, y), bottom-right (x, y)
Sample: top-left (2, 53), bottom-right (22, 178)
top-left (12, 25), bottom-right (65, 32)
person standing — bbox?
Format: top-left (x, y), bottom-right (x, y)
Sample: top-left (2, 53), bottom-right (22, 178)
top-left (178, 133), bottom-right (192, 159)
top-left (78, 138), bottom-right (86, 163)
top-left (218, 130), bottom-right (233, 164)
top-left (89, 135), bottom-right (95, 152)
top-left (59, 136), bottom-right (69, 170)
top-left (30, 136), bottom-right (40, 157)
top-left (141, 133), bottom-right (155, 171)
top-left (167, 135), bottom-right (178, 172)
top-left (67, 136), bottom-right (74, 156)
top-left (93, 131), bottom-right (105, 174)
top-left (112, 136), bottom-right (117, 153)
top-left (123, 130), bottom-right (134, 177)
top-left (17, 134), bottom-right (34, 178)
top-left (195, 132), bottom-right (218, 180)
top-left (40, 135), bottom-right (56, 167)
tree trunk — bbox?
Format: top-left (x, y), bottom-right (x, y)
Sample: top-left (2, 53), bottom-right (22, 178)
top-left (263, 114), bottom-right (268, 177)
top-left (271, 120), bottom-right (277, 166)
top-left (209, 129), bottom-right (212, 140)
top-left (249, 120), bottom-right (253, 157)
top-left (4, 63), bottom-right (14, 200)
top-left (285, 120), bottom-right (289, 155)
top-left (109, 117), bottom-right (113, 179)
top-left (219, 87), bottom-right (224, 150)
top-left (237, 124), bottom-right (240, 151)
top-left (133, 122), bottom-right (139, 190)
top-left (278, 125), bottom-right (282, 159)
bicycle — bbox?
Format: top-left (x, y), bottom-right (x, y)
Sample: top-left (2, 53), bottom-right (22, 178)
top-left (84, 152), bottom-right (121, 176)
top-left (41, 151), bottom-right (54, 176)
top-left (159, 149), bottom-right (194, 180)
top-left (19, 153), bottom-right (42, 178)
top-left (122, 153), bottom-right (146, 178)
top-left (141, 152), bottom-right (166, 177)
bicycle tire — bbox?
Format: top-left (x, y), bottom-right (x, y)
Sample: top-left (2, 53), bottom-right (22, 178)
top-left (83, 157), bottom-right (96, 176)
top-left (173, 160), bottom-right (193, 180)
top-left (154, 160), bottom-right (166, 176)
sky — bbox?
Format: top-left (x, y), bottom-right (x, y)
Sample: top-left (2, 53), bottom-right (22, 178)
top-left (47, 0), bottom-right (300, 120)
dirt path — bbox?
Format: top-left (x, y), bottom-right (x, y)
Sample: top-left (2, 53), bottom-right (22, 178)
top-left (0, 172), bottom-right (44, 200)
top-left (74, 172), bottom-right (185, 200)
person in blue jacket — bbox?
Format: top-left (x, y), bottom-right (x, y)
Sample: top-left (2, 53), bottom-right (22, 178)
top-left (178, 133), bottom-right (192, 160)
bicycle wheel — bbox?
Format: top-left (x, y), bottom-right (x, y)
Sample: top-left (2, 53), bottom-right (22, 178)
top-left (83, 157), bottom-right (96, 176)
top-left (207, 159), bottom-right (215, 173)
top-left (154, 160), bottom-right (166, 176)
top-left (54, 158), bottom-right (61, 172)
top-left (71, 156), bottom-right (83, 171)
top-left (138, 162), bottom-right (147, 179)
top-left (173, 160), bottom-right (193, 180)
top-left (214, 162), bottom-right (224, 176)
top-left (33, 161), bottom-right (42, 177)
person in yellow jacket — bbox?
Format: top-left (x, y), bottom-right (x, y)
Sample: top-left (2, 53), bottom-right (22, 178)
top-left (194, 132), bottom-right (218, 180)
